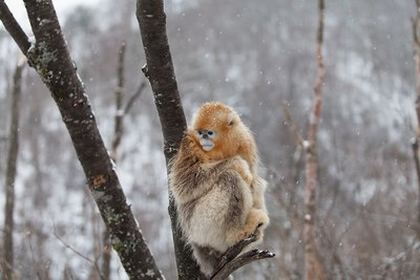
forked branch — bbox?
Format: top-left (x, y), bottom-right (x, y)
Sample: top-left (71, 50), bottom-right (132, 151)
top-left (210, 232), bottom-right (275, 280)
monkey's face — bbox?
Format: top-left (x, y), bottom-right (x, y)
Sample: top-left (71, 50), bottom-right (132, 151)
top-left (191, 102), bottom-right (242, 160)
top-left (196, 129), bottom-right (216, 151)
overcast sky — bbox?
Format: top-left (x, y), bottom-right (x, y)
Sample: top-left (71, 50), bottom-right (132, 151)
top-left (3, 0), bottom-right (100, 32)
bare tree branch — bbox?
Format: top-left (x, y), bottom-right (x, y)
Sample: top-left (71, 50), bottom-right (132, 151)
top-left (211, 234), bottom-right (258, 278)
top-left (136, 1), bottom-right (205, 279)
top-left (2, 0), bottom-right (165, 278)
top-left (303, 0), bottom-right (326, 279)
top-left (103, 42), bottom-right (146, 280)
top-left (124, 81), bottom-right (146, 115)
top-left (212, 249), bottom-right (275, 280)
top-left (210, 232), bottom-right (275, 280)
top-left (0, 1), bottom-right (31, 55)
top-left (111, 41), bottom-right (127, 161)
top-left (111, 42), bottom-right (147, 162)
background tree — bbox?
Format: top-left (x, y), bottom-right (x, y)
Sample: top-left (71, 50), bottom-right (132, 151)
top-left (303, 0), bottom-right (326, 279)
top-left (2, 58), bottom-right (25, 280)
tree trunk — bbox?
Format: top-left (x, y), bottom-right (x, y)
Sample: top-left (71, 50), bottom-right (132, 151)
top-left (2, 60), bottom-right (25, 280)
top-left (135, 1), bottom-right (206, 279)
top-left (304, 0), bottom-right (326, 279)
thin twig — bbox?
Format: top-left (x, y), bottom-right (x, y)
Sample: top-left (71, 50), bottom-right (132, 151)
top-left (111, 41), bottom-right (127, 160)
top-left (25, 231), bottom-right (43, 280)
top-left (124, 81), bottom-right (146, 115)
top-left (53, 224), bottom-right (104, 280)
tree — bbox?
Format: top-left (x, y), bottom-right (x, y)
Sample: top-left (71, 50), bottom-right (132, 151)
top-left (2, 58), bottom-right (25, 280)
top-left (303, 0), bottom-right (326, 279)
top-left (102, 41), bottom-right (146, 280)
top-left (282, 2), bottom-right (327, 279)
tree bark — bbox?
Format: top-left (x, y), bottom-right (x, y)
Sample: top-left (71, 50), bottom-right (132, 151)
top-left (304, 0), bottom-right (326, 280)
top-left (2, 60), bottom-right (25, 280)
top-left (1, 1), bottom-right (163, 279)
top-left (135, 1), bottom-right (206, 279)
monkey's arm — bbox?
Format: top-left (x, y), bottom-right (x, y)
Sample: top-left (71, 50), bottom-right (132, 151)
top-left (169, 131), bottom-right (216, 204)
top-left (229, 156), bottom-right (253, 185)
top-left (183, 130), bottom-right (211, 162)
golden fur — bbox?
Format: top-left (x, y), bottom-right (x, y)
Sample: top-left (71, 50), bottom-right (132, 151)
top-left (191, 102), bottom-right (268, 211)
top-left (169, 102), bottom-right (269, 276)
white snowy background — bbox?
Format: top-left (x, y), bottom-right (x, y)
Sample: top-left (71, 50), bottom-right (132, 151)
top-left (1, 0), bottom-right (419, 279)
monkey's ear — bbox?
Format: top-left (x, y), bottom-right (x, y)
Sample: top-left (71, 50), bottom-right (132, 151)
top-left (227, 113), bottom-right (235, 126)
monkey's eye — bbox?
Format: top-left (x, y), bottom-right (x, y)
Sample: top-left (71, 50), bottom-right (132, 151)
top-left (228, 120), bottom-right (234, 126)
top-left (208, 130), bottom-right (214, 136)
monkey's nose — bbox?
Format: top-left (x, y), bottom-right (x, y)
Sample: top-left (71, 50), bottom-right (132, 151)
top-left (202, 134), bottom-right (209, 139)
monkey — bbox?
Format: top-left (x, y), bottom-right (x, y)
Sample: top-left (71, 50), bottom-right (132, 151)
top-left (190, 102), bottom-right (268, 212)
top-left (169, 102), bottom-right (269, 276)
top-left (169, 131), bottom-right (269, 276)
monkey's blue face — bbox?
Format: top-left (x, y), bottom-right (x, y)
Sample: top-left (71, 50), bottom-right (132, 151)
top-left (196, 129), bottom-right (216, 151)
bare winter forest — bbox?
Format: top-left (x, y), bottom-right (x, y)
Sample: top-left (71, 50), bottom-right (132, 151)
top-left (1, 0), bottom-right (420, 279)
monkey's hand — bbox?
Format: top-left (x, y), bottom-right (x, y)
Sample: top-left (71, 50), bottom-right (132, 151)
top-left (230, 156), bottom-right (253, 185)
top-left (183, 130), bottom-right (210, 162)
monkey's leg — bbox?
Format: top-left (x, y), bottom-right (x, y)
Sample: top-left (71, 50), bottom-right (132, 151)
top-left (250, 176), bottom-right (268, 211)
